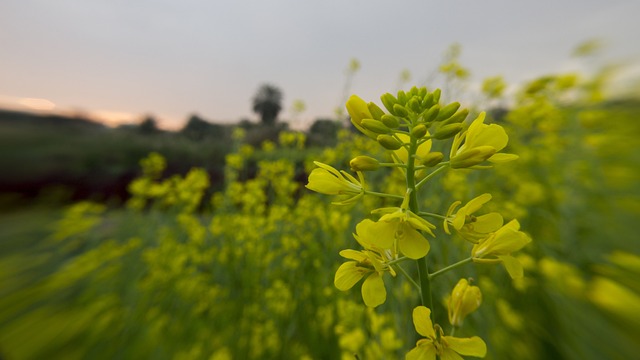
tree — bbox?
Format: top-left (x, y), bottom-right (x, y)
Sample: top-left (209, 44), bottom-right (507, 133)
top-left (252, 84), bottom-right (282, 126)
top-left (138, 116), bottom-right (159, 135)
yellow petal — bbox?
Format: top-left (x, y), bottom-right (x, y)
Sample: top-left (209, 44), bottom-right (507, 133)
top-left (499, 255), bottom-right (524, 279)
top-left (398, 223), bottom-right (430, 259)
top-left (339, 249), bottom-right (367, 262)
top-left (488, 153), bottom-right (519, 163)
top-left (444, 336), bottom-right (487, 357)
top-left (464, 193), bottom-right (492, 214)
top-left (362, 272), bottom-right (386, 307)
top-left (412, 306), bottom-right (435, 338)
top-left (357, 219), bottom-right (394, 249)
top-left (440, 349), bottom-right (464, 360)
top-left (334, 262), bottom-right (365, 291)
top-left (472, 213), bottom-right (503, 233)
top-left (394, 134), bottom-right (432, 165)
top-left (406, 342), bottom-right (437, 360)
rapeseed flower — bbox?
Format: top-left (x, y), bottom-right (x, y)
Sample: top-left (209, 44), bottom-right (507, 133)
top-left (334, 220), bottom-right (396, 307)
top-left (306, 161), bottom-right (364, 205)
top-left (448, 279), bottom-right (482, 327)
top-left (472, 220), bottom-right (531, 279)
top-left (444, 193), bottom-right (503, 243)
top-left (407, 306), bottom-right (487, 360)
top-left (372, 206), bottom-right (435, 259)
top-left (450, 112), bottom-right (518, 168)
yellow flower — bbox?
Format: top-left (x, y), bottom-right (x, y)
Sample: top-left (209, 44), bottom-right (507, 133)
top-left (407, 306), bottom-right (487, 360)
top-left (346, 95), bottom-right (379, 139)
top-left (471, 220), bottom-right (531, 279)
top-left (372, 207), bottom-right (435, 259)
top-left (306, 161), bottom-right (364, 205)
top-left (448, 279), bottom-right (482, 327)
top-left (444, 193), bottom-right (503, 243)
top-left (449, 112), bottom-right (518, 168)
top-left (334, 220), bottom-right (396, 307)
top-left (393, 133), bottom-right (432, 165)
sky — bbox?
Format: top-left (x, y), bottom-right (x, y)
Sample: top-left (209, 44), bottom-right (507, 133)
top-left (1, 0), bottom-right (638, 129)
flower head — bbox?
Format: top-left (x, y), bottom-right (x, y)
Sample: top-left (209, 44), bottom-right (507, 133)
top-left (448, 279), bottom-right (482, 327)
top-left (334, 219), bottom-right (396, 307)
top-left (444, 193), bottom-right (503, 243)
top-left (472, 220), bottom-right (531, 278)
top-left (371, 206), bottom-right (435, 259)
top-left (407, 306), bottom-right (487, 360)
top-left (450, 112), bottom-right (518, 168)
top-left (306, 161), bottom-right (364, 205)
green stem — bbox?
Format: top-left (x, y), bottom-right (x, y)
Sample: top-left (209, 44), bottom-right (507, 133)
top-left (418, 211), bottom-right (447, 220)
top-left (415, 164), bottom-right (449, 190)
top-left (393, 264), bottom-right (421, 292)
top-left (363, 190), bottom-right (404, 200)
top-left (386, 256), bottom-right (410, 266)
top-left (429, 257), bottom-right (473, 280)
top-left (406, 134), bottom-right (434, 311)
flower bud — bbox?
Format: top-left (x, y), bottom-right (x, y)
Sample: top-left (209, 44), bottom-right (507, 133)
top-left (381, 114), bottom-right (400, 128)
top-left (441, 108), bottom-right (469, 125)
top-left (408, 97), bottom-right (422, 113)
top-left (397, 90), bottom-right (408, 105)
top-left (346, 95), bottom-right (371, 126)
top-left (450, 146), bottom-right (497, 168)
top-left (421, 152), bottom-right (444, 167)
top-left (433, 88), bottom-right (442, 103)
top-left (393, 104), bottom-right (409, 117)
top-left (350, 156), bottom-right (380, 171)
top-left (411, 124), bottom-right (428, 139)
top-left (448, 279), bottom-right (482, 327)
top-left (418, 87), bottom-right (427, 98)
top-left (380, 93), bottom-right (398, 114)
top-left (361, 119), bottom-right (391, 134)
top-left (433, 123), bottom-right (464, 139)
top-left (421, 93), bottom-right (435, 109)
top-left (422, 105), bottom-right (440, 123)
top-left (435, 102), bottom-right (461, 122)
top-left (367, 102), bottom-right (385, 120)
top-left (377, 134), bottom-right (403, 150)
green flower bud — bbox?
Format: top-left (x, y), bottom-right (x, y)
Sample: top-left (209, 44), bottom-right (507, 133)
top-left (380, 93), bottom-right (398, 114)
top-left (418, 87), bottom-right (427, 98)
top-left (408, 86), bottom-right (419, 97)
top-left (361, 119), bottom-right (391, 134)
top-left (377, 134), bottom-right (403, 150)
top-left (381, 114), bottom-right (400, 128)
top-left (421, 152), bottom-right (444, 167)
top-left (433, 123), bottom-right (464, 139)
top-left (408, 97), bottom-right (421, 113)
top-left (367, 102), bottom-right (385, 120)
top-left (441, 108), bottom-right (469, 125)
top-left (435, 102), bottom-right (461, 121)
top-left (422, 105), bottom-right (440, 123)
top-left (411, 124), bottom-right (428, 139)
top-left (451, 146), bottom-right (497, 168)
top-left (421, 93), bottom-right (435, 109)
top-left (397, 90), bottom-right (407, 105)
top-left (393, 104), bottom-right (409, 117)
top-left (433, 88), bottom-right (442, 103)
top-left (350, 156), bottom-right (380, 171)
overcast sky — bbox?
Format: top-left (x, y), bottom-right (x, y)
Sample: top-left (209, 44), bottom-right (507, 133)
top-left (1, 0), bottom-right (638, 129)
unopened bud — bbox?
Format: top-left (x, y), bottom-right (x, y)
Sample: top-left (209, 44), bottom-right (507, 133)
top-left (408, 97), bottom-right (421, 113)
top-left (433, 89), bottom-right (442, 103)
top-left (408, 86), bottom-right (419, 97)
top-left (411, 124), bottom-right (428, 139)
top-left (422, 105), bottom-right (440, 123)
top-left (380, 93), bottom-right (398, 114)
top-left (350, 156), bottom-right (380, 171)
top-left (435, 102), bottom-right (461, 121)
top-left (381, 114), bottom-right (400, 128)
top-left (377, 134), bottom-right (403, 150)
top-left (361, 119), bottom-right (391, 134)
top-left (393, 104), bottom-right (409, 117)
top-left (441, 109), bottom-right (469, 125)
top-left (346, 95), bottom-right (372, 126)
top-left (450, 146), bottom-right (496, 168)
top-left (367, 102), bottom-right (385, 120)
top-left (397, 90), bottom-right (407, 105)
top-left (448, 278), bottom-right (482, 327)
top-left (421, 152), bottom-right (444, 167)
top-left (433, 123), bottom-right (464, 139)
top-left (421, 93), bottom-right (435, 109)
top-left (418, 87), bottom-right (427, 98)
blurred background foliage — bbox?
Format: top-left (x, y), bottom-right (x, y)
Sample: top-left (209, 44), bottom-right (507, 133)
top-left (1, 49), bottom-right (639, 359)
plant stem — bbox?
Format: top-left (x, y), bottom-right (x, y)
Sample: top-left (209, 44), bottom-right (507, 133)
top-left (393, 264), bottom-right (421, 292)
top-left (386, 256), bottom-right (410, 266)
top-left (406, 135), bottom-right (433, 311)
top-left (415, 164), bottom-right (449, 190)
top-left (363, 190), bottom-right (404, 200)
top-left (429, 257), bottom-right (473, 280)
top-left (418, 211), bottom-right (447, 220)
